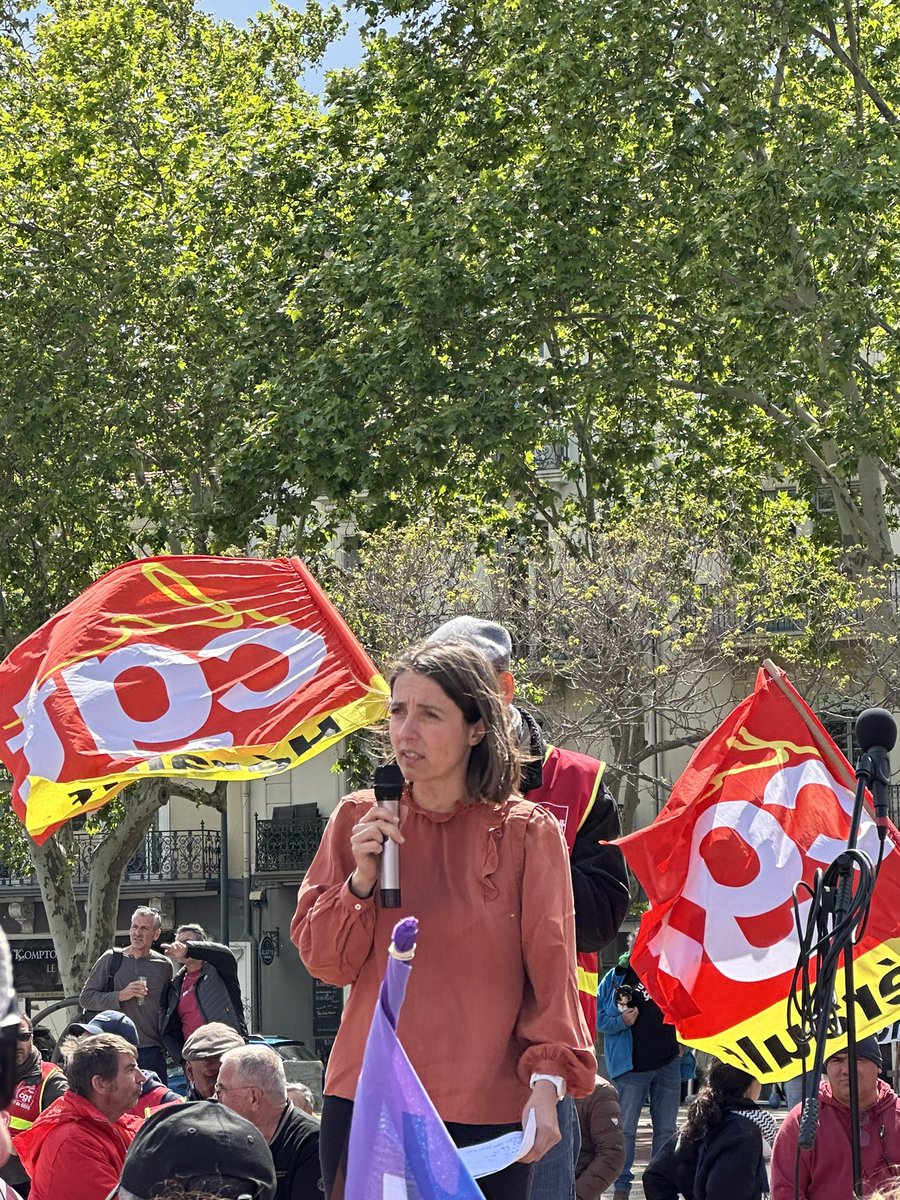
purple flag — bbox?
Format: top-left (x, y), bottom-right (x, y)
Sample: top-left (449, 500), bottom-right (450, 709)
top-left (345, 916), bottom-right (484, 1200)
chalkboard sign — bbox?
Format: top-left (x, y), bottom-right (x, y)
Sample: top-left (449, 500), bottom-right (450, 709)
top-left (313, 978), bottom-right (343, 1039)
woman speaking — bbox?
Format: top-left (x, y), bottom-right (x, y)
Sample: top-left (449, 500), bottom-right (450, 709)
top-left (291, 640), bottom-right (596, 1200)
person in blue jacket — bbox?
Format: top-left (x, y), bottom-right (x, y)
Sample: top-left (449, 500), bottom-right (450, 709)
top-left (597, 943), bottom-right (681, 1200)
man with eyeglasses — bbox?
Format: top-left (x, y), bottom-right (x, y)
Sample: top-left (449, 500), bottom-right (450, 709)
top-left (215, 1045), bottom-right (321, 1200)
top-left (0, 1015), bottom-right (67, 1197)
top-left (107, 1102), bottom-right (276, 1200)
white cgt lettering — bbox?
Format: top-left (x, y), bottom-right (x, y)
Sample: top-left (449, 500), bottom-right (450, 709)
top-left (651, 758), bottom-right (884, 986)
top-left (202, 624), bottom-right (326, 712)
top-left (13, 623), bottom-right (329, 766)
top-left (680, 801), bottom-right (806, 983)
top-left (8, 677), bottom-right (67, 800)
top-left (61, 645), bottom-right (215, 753)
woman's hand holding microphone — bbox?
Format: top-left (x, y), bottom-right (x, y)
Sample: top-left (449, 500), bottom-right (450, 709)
top-left (348, 805), bottom-right (405, 899)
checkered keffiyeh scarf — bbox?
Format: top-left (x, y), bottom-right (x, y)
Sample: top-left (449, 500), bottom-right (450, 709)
top-left (733, 1106), bottom-right (779, 1157)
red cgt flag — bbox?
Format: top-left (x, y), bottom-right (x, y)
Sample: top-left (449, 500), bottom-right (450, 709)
top-left (617, 666), bottom-right (900, 1081)
top-left (0, 556), bottom-right (389, 842)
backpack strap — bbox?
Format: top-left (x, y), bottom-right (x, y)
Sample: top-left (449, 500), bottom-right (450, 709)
top-left (106, 949), bottom-right (124, 994)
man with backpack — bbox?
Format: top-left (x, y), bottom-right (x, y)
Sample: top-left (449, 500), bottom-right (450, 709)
top-left (79, 907), bottom-right (172, 1083)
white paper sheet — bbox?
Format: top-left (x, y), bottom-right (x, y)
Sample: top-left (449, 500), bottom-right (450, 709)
top-left (457, 1109), bottom-right (537, 1178)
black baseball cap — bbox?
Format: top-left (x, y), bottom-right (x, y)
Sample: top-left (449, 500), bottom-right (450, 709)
top-left (115, 1103), bottom-right (277, 1199)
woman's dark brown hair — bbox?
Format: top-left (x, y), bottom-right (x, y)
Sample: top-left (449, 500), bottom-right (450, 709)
top-left (683, 1058), bottom-right (758, 1142)
top-left (389, 641), bottom-right (521, 803)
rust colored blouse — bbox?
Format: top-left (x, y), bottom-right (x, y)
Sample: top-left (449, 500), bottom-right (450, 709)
top-left (290, 789), bottom-right (597, 1125)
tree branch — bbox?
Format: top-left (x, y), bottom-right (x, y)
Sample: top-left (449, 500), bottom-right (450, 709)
top-left (807, 24), bottom-right (899, 126)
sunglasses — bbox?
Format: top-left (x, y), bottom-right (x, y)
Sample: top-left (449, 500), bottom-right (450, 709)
top-left (17, 1032), bottom-right (31, 1042)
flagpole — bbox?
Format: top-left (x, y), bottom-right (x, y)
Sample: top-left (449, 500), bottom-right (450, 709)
top-left (761, 660), bottom-right (858, 791)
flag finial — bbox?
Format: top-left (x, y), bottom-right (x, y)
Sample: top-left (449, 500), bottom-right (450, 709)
top-left (389, 917), bottom-right (418, 961)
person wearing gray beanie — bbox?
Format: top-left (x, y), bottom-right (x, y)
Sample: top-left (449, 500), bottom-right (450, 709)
top-left (428, 615), bottom-right (630, 1200)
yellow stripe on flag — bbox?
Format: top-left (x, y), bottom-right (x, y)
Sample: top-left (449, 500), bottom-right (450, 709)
top-left (578, 966), bottom-right (599, 995)
top-left (681, 938), bottom-right (900, 1082)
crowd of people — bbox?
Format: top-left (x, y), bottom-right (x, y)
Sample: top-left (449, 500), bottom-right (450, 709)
top-left (0, 616), bottom-right (897, 1199)
top-left (0, 1011), bottom-right (321, 1200)
top-left (0, 908), bottom-right (318, 1200)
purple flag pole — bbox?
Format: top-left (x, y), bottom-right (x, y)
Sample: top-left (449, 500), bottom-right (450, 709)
top-left (345, 917), bottom-right (483, 1200)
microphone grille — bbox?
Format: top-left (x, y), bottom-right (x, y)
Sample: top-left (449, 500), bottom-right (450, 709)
top-left (855, 707), bottom-right (898, 753)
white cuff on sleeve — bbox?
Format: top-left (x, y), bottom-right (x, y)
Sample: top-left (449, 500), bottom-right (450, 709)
top-left (529, 1072), bottom-right (566, 1101)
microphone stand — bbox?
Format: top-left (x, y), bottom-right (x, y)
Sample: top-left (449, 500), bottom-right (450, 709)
top-left (794, 746), bottom-right (881, 1198)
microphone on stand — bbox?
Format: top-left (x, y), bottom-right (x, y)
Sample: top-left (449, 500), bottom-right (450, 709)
top-left (856, 708), bottom-right (897, 843)
top-left (374, 762), bottom-right (405, 908)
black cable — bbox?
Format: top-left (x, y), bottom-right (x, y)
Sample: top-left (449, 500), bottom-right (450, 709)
top-left (786, 845), bottom-right (876, 1189)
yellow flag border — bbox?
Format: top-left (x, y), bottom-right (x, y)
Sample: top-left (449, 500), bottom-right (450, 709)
top-left (23, 674), bottom-right (390, 839)
top-left (680, 937), bottom-right (900, 1082)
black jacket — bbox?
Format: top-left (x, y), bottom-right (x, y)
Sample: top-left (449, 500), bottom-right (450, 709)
top-left (161, 941), bottom-right (247, 1061)
top-left (518, 707), bottom-right (629, 951)
top-left (643, 1106), bottom-right (767, 1200)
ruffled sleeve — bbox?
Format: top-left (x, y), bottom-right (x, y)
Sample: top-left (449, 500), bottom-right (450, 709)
top-left (515, 805), bottom-right (598, 1097)
top-left (290, 794), bottom-right (379, 987)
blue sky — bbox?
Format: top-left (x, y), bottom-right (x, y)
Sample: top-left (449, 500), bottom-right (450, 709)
top-left (201, 0), bottom-right (367, 94)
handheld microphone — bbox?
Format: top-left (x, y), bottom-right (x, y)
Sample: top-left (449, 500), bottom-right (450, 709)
top-left (374, 762), bottom-right (405, 908)
top-left (856, 707), bottom-right (897, 842)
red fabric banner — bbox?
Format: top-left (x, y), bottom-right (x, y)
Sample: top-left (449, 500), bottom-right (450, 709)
top-left (617, 668), bottom-right (900, 1080)
top-left (0, 556), bottom-right (388, 842)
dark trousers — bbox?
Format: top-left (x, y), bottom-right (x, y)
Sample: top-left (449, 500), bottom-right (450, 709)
top-left (320, 1095), bottom-right (533, 1200)
top-left (137, 1044), bottom-right (168, 1085)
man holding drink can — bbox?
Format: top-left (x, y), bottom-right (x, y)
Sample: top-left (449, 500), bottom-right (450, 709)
top-left (79, 907), bottom-right (173, 1083)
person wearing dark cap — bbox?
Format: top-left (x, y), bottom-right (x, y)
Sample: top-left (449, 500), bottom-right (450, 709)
top-left (110, 1102), bottom-right (277, 1200)
top-left (771, 1035), bottom-right (900, 1199)
top-left (427, 616), bottom-right (629, 1200)
top-left (180, 1022), bottom-right (246, 1101)
top-left (64, 1011), bottom-right (183, 1119)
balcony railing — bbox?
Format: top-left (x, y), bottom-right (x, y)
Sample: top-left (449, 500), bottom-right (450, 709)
top-left (255, 808), bottom-right (325, 874)
top-left (0, 826), bottom-right (220, 888)
top-left (888, 785), bottom-right (900, 830)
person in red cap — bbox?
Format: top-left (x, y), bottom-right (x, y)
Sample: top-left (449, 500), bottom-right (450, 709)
top-left (771, 1035), bottom-right (900, 1199)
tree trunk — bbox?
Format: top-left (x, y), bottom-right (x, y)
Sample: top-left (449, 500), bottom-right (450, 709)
top-left (28, 778), bottom-right (222, 994)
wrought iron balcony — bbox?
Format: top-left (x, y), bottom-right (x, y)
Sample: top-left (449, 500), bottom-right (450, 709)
top-left (0, 826), bottom-right (220, 888)
top-left (255, 807), bottom-right (325, 874)
top-left (888, 784), bottom-right (900, 830)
